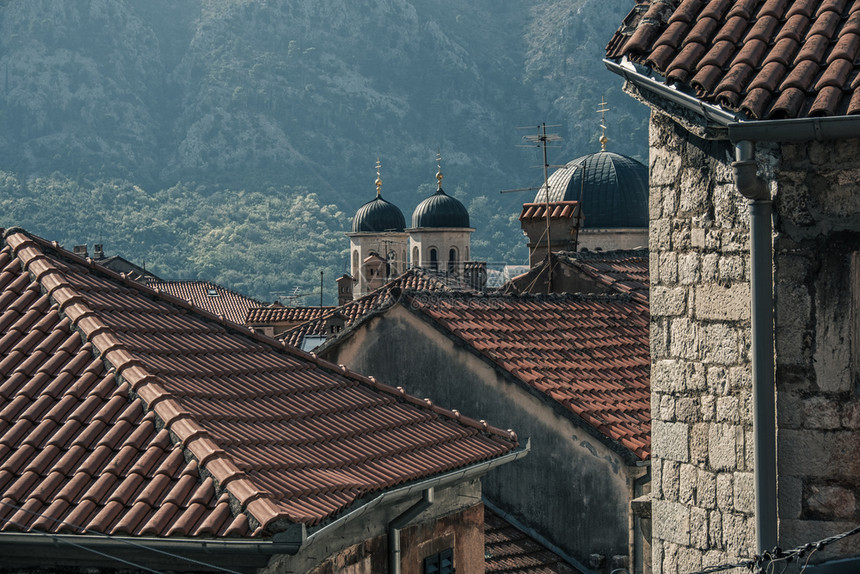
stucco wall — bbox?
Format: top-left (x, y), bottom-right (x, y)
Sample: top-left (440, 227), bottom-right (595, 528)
top-left (324, 305), bottom-right (634, 569)
top-left (647, 109), bottom-right (860, 573)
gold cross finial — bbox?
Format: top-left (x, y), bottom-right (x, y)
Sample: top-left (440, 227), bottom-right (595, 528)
top-left (436, 151), bottom-right (444, 190)
top-left (597, 97), bottom-right (611, 151)
top-left (375, 158), bottom-right (382, 197)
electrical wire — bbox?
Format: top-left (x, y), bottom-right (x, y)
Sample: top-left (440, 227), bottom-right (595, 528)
top-left (0, 499), bottom-right (245, 574)
top-left (0, 514), bottom-right (163, 574)
top-left (686, 523), bottom-right (860, 574)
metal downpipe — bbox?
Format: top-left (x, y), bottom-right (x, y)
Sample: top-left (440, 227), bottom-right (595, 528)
top-left (388, 488), bottom-right (434, 574)
top-left (732, 141), bottom-right (777, 554)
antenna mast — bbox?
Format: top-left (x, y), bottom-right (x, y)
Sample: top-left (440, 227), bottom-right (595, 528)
top-left (521, 123), bottom-right (562, 293)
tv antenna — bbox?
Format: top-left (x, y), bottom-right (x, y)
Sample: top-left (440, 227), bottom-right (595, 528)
top-left (501, 123), bottom-right (563, 293)
top-left (270, 285), bottom-right (321, 306)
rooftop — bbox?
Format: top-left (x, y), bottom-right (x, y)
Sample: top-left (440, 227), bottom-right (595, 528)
top-left (145, 279), bottom-right (264, 325)
top-left (0, 228), bottom-right (519, 541)
top-left (606, 0), bottom-right (860, 119)
top-left (484, 508), bottom-right (582, 574)
top-left (246, 305), bottom-right (335, 325)
top-left (280, 267), bottom-right (477, 349)
top-left (558, 249), bottom-right (650, 302)
top-left (504, 249), bottom-right (650, 304)
top-left (401, 291), bottom-right (651, 460)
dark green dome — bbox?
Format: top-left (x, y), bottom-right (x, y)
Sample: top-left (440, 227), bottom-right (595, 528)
top-left (411, 189), bottom-right (470, 228)
top-left (352, 195), bottom-right (406, 232)
top-left (534, 151), bottom-right (648, 228)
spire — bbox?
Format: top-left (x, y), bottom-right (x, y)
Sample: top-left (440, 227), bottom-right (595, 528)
top-left (597, 97), bottom-right (611, 152)
top-left (375, 158), bottom-right (382, 197)
top-left (435, 151), bottom-right (444, 191)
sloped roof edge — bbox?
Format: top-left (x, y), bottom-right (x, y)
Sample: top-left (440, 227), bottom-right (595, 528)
top-left (2, 228), bottom-right (519, 536)
top-left (605, 58), bottom-right (860, 141)
top-left (320, 289), bottom-right (649, 462)
top-left (398, 291), bottom-right (648, 463)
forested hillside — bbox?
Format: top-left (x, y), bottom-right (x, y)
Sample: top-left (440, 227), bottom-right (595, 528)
top-left (0, 0), bottom-right (647, 303)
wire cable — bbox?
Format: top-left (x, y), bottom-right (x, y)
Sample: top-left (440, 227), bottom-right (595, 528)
top-left (0, 514), bottom-right (163, 574)
top-left (0, 499), bottom-right (244, 574)
top-left (686, 523), bottom-right (860, 574)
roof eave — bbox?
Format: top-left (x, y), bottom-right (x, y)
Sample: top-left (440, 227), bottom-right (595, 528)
top-left (0, 444), bottom-right (528, 570)
top-left (302, 440), bottom-right (530, 546)
top-left (0, 531), bottom-right (302, 573)
top-left (605, 57), bottom-right (860, 143)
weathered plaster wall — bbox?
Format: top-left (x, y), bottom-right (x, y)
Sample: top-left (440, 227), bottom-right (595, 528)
top-left (647, 110), bottom-right (757, 574)
top-left (324, 305), bottom-right (634, 569)
top-left (772, 138), bottom-right (860, 557)
top-left (578, 229), bottom-right (649, 252)
top-left (263, 480), bottom-right (483, 574)
top-left (648, 109), bottom-right (860, 573)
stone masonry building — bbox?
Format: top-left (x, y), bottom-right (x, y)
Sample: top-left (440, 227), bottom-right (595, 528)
top-left (606, 1), bottom-right (860, 573)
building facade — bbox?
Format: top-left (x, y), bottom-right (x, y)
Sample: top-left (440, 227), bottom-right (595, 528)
top-left (606, 1), bottom-right (860, 572)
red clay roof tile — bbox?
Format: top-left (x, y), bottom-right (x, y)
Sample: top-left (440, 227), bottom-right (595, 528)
top-left (0, 228), bottom-right (518, 542)
top-left (606, 0), bottom-right (860, 119)
top-left (403, 291), bottom-right (650, 459)
top-left (701, 0), bottom-right (733, 20)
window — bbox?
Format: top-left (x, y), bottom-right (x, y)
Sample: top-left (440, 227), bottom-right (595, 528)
top-left (429, 248), bottom-right (438, 271)
top-left (423, 548), bottom-right (453, 574)
top-left (448, 247), bottom-right (458, 274)
top-left (412, 246), bottom-right (419, 267)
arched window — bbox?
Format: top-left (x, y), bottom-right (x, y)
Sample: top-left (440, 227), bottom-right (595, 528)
top-left (412, 246), bottom-right (419, 267)
top-left (448, 247), bottom-right (458, 274)
top-left (429, 248), bottom-right (438, 271)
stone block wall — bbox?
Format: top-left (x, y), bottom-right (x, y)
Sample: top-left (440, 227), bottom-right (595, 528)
top-left (772, 138), bottom-right (860, 558)
top-left (648, 111), bottom-right (757, 574)
top-left (648, 109), bottom-right (860, 573)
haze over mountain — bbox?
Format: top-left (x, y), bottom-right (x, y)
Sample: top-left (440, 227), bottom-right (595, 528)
top-left (0, 0), bottom-right (647, 303)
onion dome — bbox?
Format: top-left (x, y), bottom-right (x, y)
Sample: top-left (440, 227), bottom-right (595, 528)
top-left (411, 160), bottom-right (470, 228)
top-left (534, 150), bottom-right (647, 229)
top-left (352, 160), bottom-right (406, 233)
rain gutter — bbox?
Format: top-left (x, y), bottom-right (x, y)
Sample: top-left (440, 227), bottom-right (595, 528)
top-left (605, 55), bottom-right (860, 556)
top-left (302, 439), bottom-right (530, 547)
top-left (0, 442), bottom-right (529, 572)
top-left (604, 58), bottom-right (860, 142)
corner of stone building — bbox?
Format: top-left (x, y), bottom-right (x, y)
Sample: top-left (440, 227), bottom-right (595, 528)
top-left (648, 112), bottom-right (758, 574)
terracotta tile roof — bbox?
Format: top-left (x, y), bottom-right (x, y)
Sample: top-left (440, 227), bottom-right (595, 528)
top-left (403, 291), bottom-right (650, 460)
top-left (280, 267), bottom-right (475, 348)
top-left (0, 228), bottom-right (518, 539)
top-left (519, 202), bottom-right (581, 223)
top-left (558, 249), bottom-right (649, 302)
top-left (484, 508), bottom-right (583, 574)
top-left (606, 0), bottom-right (860, 119)
top-left (245, 305), bottom-right (335, 325)
top-left (145, 280), bottom-right (264, 325)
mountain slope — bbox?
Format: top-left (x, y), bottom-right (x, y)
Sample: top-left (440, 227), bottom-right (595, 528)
top-left (0, 0), bottom-right (647, 302)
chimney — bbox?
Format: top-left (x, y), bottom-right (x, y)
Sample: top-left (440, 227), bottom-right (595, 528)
top-left (73, 244), bottom-right (88, 258)
top-left (93, 244), bottom-right (105, 259)
top-left (519, 201), bottom-right (582, 267)
top-left (337, 274), bottom-right (355, 306)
